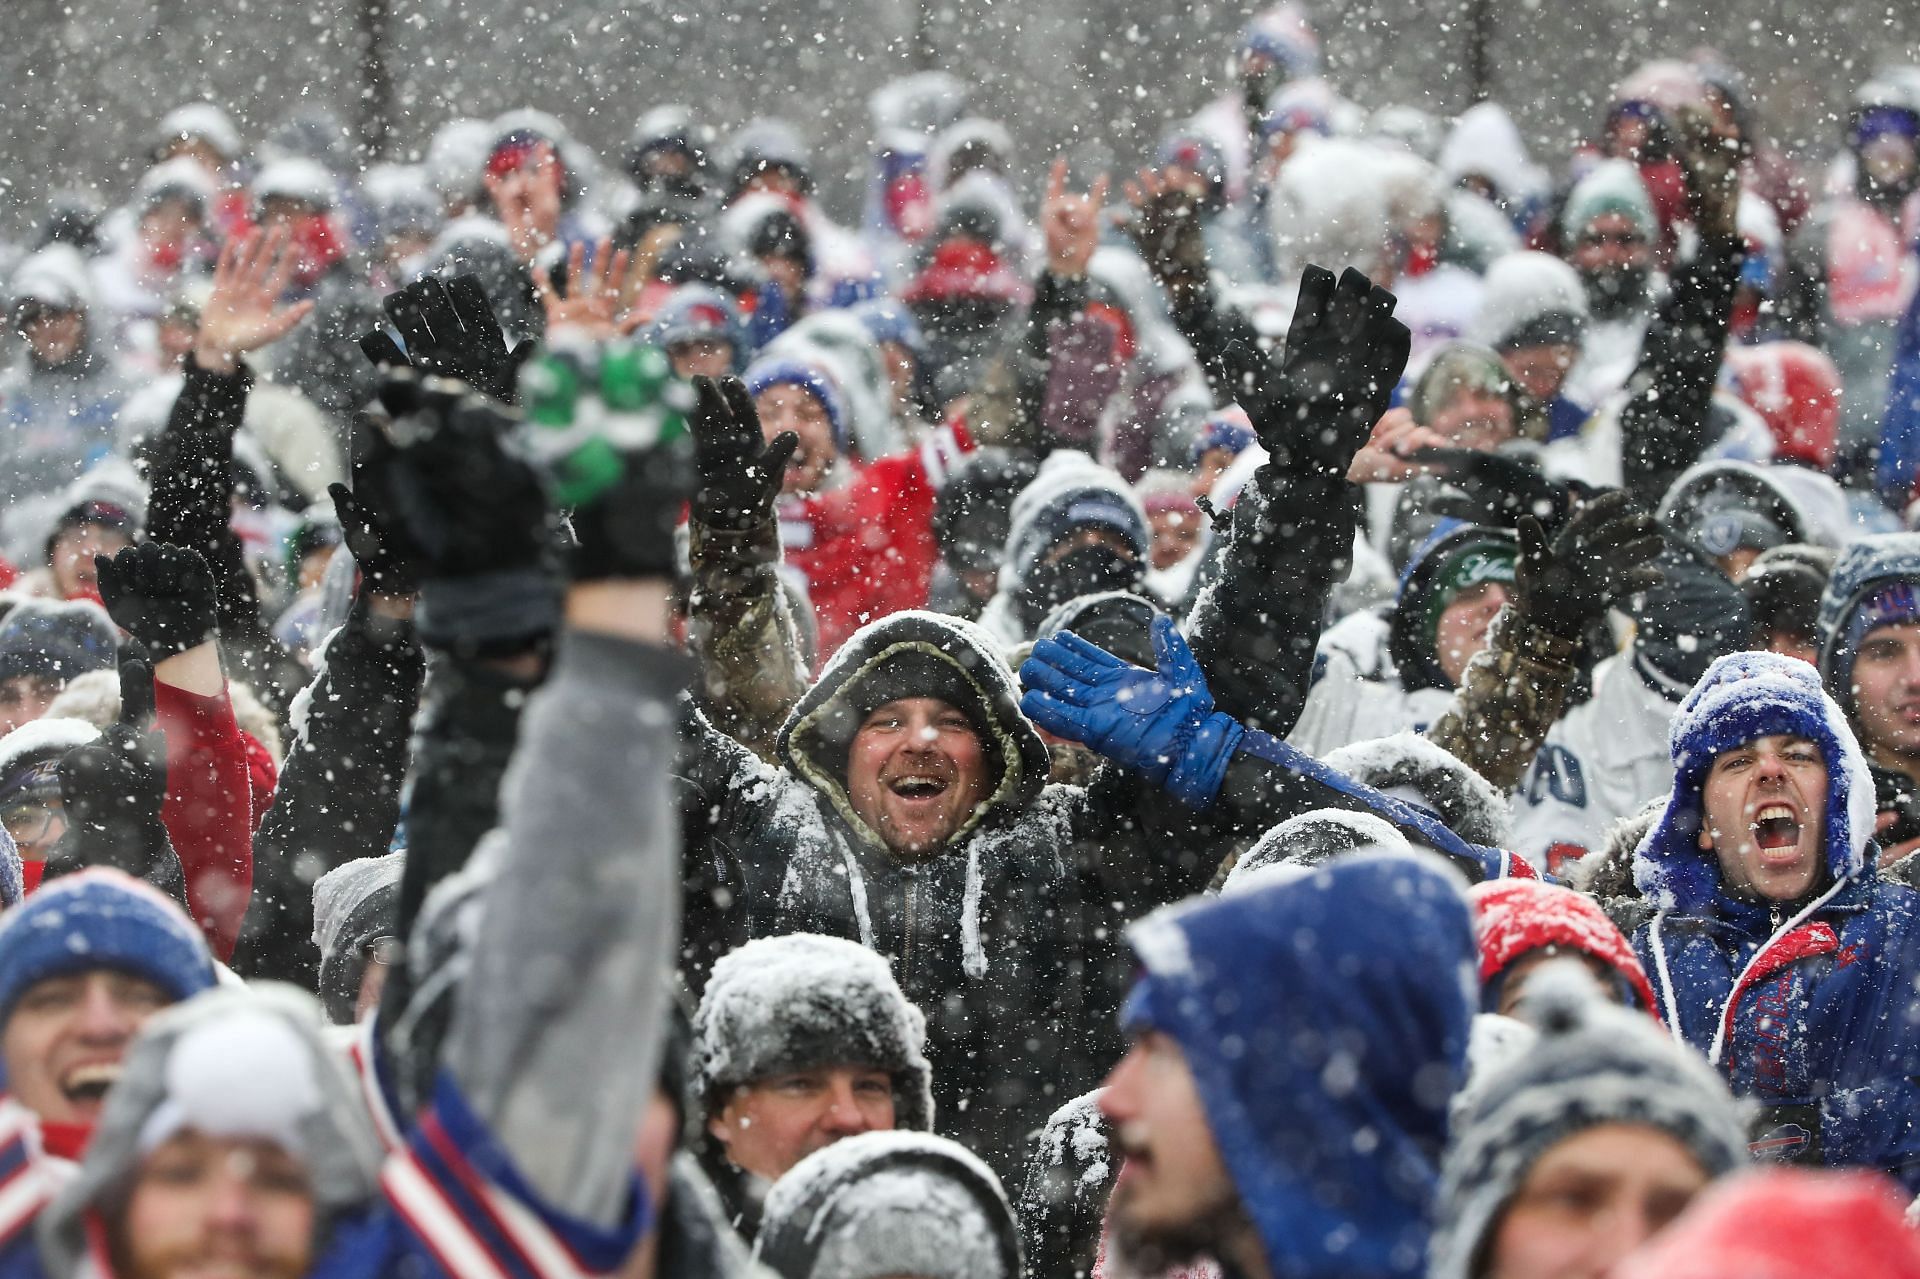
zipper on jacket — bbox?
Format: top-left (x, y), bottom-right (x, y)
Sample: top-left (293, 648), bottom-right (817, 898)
top-left (903, 880), bottom-right (918, 982)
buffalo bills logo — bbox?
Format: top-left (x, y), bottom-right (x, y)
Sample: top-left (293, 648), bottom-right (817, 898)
top-left (1750, 1123), bottom-right (1812, 1161)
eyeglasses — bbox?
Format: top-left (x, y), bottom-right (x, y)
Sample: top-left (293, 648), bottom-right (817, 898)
top-left (1, 802), bottom-right (64, 850)
top-left (1577, 231), bottom-right (1647, 250)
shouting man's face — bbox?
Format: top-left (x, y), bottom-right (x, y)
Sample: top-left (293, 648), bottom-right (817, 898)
top-left (845, 698), bottom-right (990, 858)
top-left (1697, 734), bottom-right (1829, 903)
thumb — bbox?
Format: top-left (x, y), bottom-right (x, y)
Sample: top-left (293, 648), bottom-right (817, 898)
top-left (757, 432), bottom-right (800, 480)
top-left (117, 646), bottom-right (156, 731)
top-left (1518, 515), bottom-right (1549, 567)
top-left (1152, 615), bottom-right (1201, 686)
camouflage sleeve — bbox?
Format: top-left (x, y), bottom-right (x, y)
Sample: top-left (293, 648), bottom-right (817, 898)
top-left (685, 515), bottom-right (810, 761)
top-left (1425, 608), bottom-right (1581, 793)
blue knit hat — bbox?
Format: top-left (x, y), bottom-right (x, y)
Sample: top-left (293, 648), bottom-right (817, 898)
top-left (0, 869), bottom-right (216, 1032)
top-left (1192, 408), bottom-right (1258, 466)
top-left (743, 357), bottom-right (850, 454)
top-left (1633, 651), bottom-right (1875, 913)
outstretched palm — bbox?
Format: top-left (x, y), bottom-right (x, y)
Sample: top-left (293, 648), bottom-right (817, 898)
top-left (193, 225), bottom-right (314, 374)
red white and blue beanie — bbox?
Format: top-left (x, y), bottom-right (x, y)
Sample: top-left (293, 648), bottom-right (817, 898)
top-left (743, 356), bottom-right (850, 454)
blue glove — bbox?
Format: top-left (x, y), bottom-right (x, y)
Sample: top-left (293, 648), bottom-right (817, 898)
top-left (1020, 616), bottom-right (1244, 809)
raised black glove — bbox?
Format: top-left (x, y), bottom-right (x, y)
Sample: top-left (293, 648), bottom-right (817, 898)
top-left (1261, 266), bottom-right (1412, 480)
top-left (360, 275), bottom-right (537, 405)
top-left (94, 542), bottom-right (217, 660)
top-left (50, 645), bottom-right (187, 903)
top-left (373, 370), bottom-right (554, 579)
top-left (568, 436), bottom-right (695, 582)
top-left (690, 375), bottom-right (799, 531)
top-left (330, 472), bottom-right (421, 601)
top-left (1513, 489), bottom-right (1665, 638)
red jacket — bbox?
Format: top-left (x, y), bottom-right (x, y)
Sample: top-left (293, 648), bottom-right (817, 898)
top-left (155, 682), bottom-right (255, 960)
top-left (778, 423), bottom-right (971, 662)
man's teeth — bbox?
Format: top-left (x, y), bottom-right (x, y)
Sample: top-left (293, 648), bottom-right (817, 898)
top-left (891, 777), bottom-right (947, 798)
top-left (1754, 803), bottom-right (1797, 824)
top-left (1751, 803), bottom-right (1802, 850)
top-left (61, 1063), bottom-right (120, 1100)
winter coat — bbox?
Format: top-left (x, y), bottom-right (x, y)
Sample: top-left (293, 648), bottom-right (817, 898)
top-left (260, 263), bottom-right (383, 424)
top-left (0, 350), bottom-right (130, 514)
top-left (777, 421), bottom-right (972, 662)
top-left (1121, 855), bottom-right (1476, 1279)
top-left (153, 680), bottom-right (254, 961)
top-left (1816, 533), bottom-right (1920, 727)
top-left (1287, 608), bottom-right (1452, 758)
top-left (1632, 652), bottom-right (1920, 1187)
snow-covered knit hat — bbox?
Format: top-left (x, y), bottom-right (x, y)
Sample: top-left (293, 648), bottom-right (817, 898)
top-left (999, 451), bottom-right (1150, 592)
top-left (252, 158), bottom-right (337, 212)
top-left (310, 852), bottom-right (403, 1027)
top-left (153, 103), bottom-right (242, 164)
top-left (425, 117), bottom-right (494, 206)
top-left (1406, 342), bottom-right (1513, 428)
top-left (135, 158), bottom-right (216, 218)
top-left (1468, 879), bottom-right (1657, 1014)
top-left (39, 983), bottom-right (382, 1279)
top-left (650, 284), bottom-right (738, 352)
top-left (725, 118), bottom-right (814, 194)
top-left (0, 599), bottom-right (117, 688)
top-left (1240, 3), bottom-right (1321, 77)
top-left (1560, 159), bottom-right (1657, 241)
top-left (693, 934), bottom-right (933, 1133)
top-left (757, 1130), bottom-right (1020, 1279)
top-left (1469, 251), bottom-right (1588, 353)
top-left (743, 356), bottom-right (850, 455)
top-left (11, 245), bottom-right (96, 317)
top-left (1224, 809), bottom-right (1414, 889)
top-left (0, 869), bottom-right (213, 1033)
top-left (1817, 533), bottom-right (1920, 720)
top-left (1633, 651), bottom-right (1874, 913)
top-left (0, 718), bottom-right (100, 874)
top-left (1429, 964), bottom-right (1748, 1279)
top-left (1325, 732), bottom-right (1514, 849)
top-left (1192, 405), bottom-right (1258, 465)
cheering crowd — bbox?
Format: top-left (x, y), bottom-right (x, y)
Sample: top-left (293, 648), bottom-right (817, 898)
top-left (1, 5), bottom-right (1920, 1277)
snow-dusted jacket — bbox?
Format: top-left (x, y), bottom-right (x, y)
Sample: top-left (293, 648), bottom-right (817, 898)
top-left (680, 609), bottom-right (1227, 1183)
top-left (0, 351), bottom-right (129, 513)
top-left (1287, 608), bottom-right (1454, 760)
top-left (1122, 855), bottom-right (1476, 1279)
top-left (1510, 651), bottom-right (1679, 875)
top-left (1631, 652), bottom-right (1920, 1187)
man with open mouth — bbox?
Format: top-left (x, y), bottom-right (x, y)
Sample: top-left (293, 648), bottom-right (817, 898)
top-left (1629, 650), bottom-right (1920, 1191)
top-left (0, 868), bottom-right (216, 1263)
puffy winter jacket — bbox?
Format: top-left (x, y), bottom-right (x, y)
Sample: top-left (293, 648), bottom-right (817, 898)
top-left (1632, 652), bottom-right (1920, 1188)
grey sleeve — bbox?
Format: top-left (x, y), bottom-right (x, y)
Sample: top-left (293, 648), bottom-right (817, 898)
top-left (444, 628), bottom-right (690, 1227)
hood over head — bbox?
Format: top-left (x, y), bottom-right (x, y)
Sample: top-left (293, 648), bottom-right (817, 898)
top-left (152, 103), bottom-right (243, 165)
top-left (1429, 964), bottom-right (1748, 1279)
top-left (1633, 651), bottom-right (1874, 912)
top-left (756, 1130), bottom-right (1020, 1279)
top-left (1657, 460), bottom-right (1810, 564)
top-left (998, 451), bottom-right (1149, 591)
top-left (1438, 102), bottom-right (1548, 205)
top-left (1223, 810), bottom-right (1414, 889)
top-left (1560, 159), bottom-right (1657, 242)
top-left (1466, 879), bottom-right (1657, 1013)
top-left (40, 983), bottom-right (383, 1279)
top-left (1816, 532), bottom-right (1920, 720)
top-left (777, 610), bottom-right (1049, 854)
top-left (694, 933), bottom-right (933, 1133)
top-left (1122, 853), bottom-right (1476, 1279)
top-left (11, 245), bottom-right (96, 320)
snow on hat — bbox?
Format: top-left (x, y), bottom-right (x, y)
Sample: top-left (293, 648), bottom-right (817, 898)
top-left (1035, 590), bottom-right (1162, 670)
top-left (153, 103), bottom-right (242, 163)
top-left (11, 245), bottom-right (95, 317)
top-left (1470, 251), bottom-right (1589, 352)
top-left (252, 158), bottom-right (336, 212)
top-left (1223, 808), bottom-right (1413, 889)
top-left (1612, 1168), bottom-right (1920, 1279)
top-left (1325, 732), bottom-right (1514, 849)
top-left (743, 356), bottom-right (850, 454)
top-left (425, 117), bottom-right (493, 205)
top-left (1429, 963), bottom-right (1749, 1279)
top-left (0, 717), bottom-right (100, 832)
top-left (0, 599), bottom-right (118, 688)
top-left (850, 298), bottom-right (924, 357)
top-left (1261, 78), bottom-right (1339, 139)
top-left (1817, 533), bottom-right (1920, 715)
top-left (310, 852), bottom-right (403, 1027)
top-left (138, 1005), bottom-right (322, 1156)
top-left (726, 118), bottom-right (813, 193)
top-left (1406, 341), bottom-right (1512, 428)
top-left (0, 869), bottom-right (214, 1034)
top-left (1633, 651), bottom-right (1874, 913)
top-left (693, 934), bottom-right (933, 1132)
top-left (650, 284), bottom-right (738, 352)
top-left (757, 1131), bottom-right (1020, 1279)
top-left (1439, 102), bottom-right (1548, 205)
top-left (134, 158), bottom-right (215, 217)
top-left (1240, 3), bottom-right (1321, 76)
top-left (1657, 460), bottom-right (1808, 563)
top-left (999, 451), bottom-right (1150, 591)
top-left (1561, 159), bottom-right (1657, 242)
top-left (1467, 879), bottom-right (1657, 1014)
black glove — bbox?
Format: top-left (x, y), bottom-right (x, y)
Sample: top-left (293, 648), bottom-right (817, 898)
top-left (1513, 489), bottom-right (1665, 638)
top-left (690, 376), bottom-right (799, 531)
top-left (94, 543), bottom-right (217, 660)
top-left (1261, 266), bottom-right (1411, 480)
top-left (50, 645), bottom-right (188, 904)
top-left (373, 370), bottom-right (554, 579)
top-left (329, 472), bottom-right (421, 600)
top-left (568, 437), bottom-right (695, 582)
top-left (1406, 447), bottom-right (1591, 532)
top-left (360, 275), bottom-right (537, 405)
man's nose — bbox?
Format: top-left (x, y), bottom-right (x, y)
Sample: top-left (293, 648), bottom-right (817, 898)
top-left (819, 1081), bottom-right (877, 1135)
